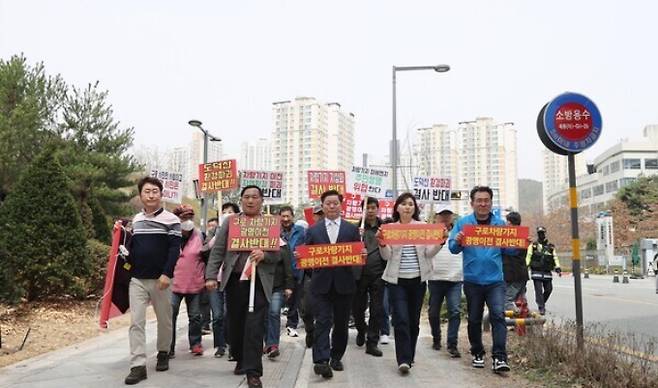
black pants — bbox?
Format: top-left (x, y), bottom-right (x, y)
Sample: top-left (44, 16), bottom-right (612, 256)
top-left (225, 272), bottom-right (269, 377)
top-left (300, 275), bottom-right (315, 335)
top-left (352, 274), bottom-right (384, 346)
top-left (388, 277), bottom-right (425, 365)
top-left (312, 287), bottom-right (353, 363)
top-left (200, 289), bottom-right (211, 329)
top-left (285, 279), bottom-right (303, 329)
top-left (532, 278), bottom-right (553, 309)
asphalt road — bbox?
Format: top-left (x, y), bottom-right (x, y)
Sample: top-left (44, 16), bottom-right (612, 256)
top-left (528, 274), bottom-right (658, 353)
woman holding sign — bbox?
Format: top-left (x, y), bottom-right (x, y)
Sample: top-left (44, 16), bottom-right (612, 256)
top-left (377, 192), bottom-right (442, 374)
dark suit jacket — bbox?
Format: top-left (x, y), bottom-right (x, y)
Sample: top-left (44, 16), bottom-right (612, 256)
top-left (305, 218), bottom-right (361, 295)
top-left (205, 214), bottom-right (282, 303)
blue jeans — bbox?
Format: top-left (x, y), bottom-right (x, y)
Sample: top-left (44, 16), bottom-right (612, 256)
top-left (388, 278), bottom-right (426, 366)
top-left (265, 289), bottom-right (285, 347)
top-left (208, 288), bottom-right (226, 349)
top-left (427, 281), bottom-right (462, 348)
top-left (463, 281), bottom-right (507, 360)
top-left (171, 292), bottom-right (202, 352)
top-left (381, 286), bottom-right (391, 336)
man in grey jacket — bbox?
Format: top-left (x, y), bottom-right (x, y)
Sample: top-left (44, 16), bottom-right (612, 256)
top-left (205, 185), bottom-right (281, 388)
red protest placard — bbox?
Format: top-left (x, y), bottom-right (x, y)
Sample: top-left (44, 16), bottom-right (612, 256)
top-left (307, 170), bottom-right (346, 200)
top-left (303, 207), bottom-right (316, 226)
top-left (198, 159), bottom-right (239, 193)
top-left (228, 215), bottom-right (281, 251)
top-left (342, 192), bottom-right (363, 221)
top-left (295, 242), bottom-right (365, 270)
top-left (380, 223), bottom-right (447, 245)
top-left (378, 199), bottom-right (395, 220)
top-left (462, 225), bottom-right (529, 248)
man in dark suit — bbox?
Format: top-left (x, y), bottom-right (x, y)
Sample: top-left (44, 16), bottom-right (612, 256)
top-left (305, 190), bottom-right (361, 379)
top-left (205, 185), bottom-right (281, 388)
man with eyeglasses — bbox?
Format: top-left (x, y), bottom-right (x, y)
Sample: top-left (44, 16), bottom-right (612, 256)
top-left (449, 186), bottom-right (511, 374)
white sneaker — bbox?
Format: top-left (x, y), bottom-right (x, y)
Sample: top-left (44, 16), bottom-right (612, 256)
top-left (380, 335), bottom-right (390, 344)
top-left (286, 327), bottom-right (299, 337)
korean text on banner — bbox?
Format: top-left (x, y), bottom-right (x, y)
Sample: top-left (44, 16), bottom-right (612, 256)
top-left (228, 215), bottom-right (281, 251)
top-left (462, 225), bottom-right (529, 248)
top-left (380, 223), bottom-right (447, 245)
top-left (240, 170), bottom-right (284, 203)
top-left (412, 176), bottom-right (451, 203)
top-left (307, 170), bottom-right (346, 200)
top-left (150, 169), bottom-right (183, 204)
top-left (350, 166), bottom-right (389, 198)
top-left (198, 159), bottom-right (238, 193)
top-left (295, 242), bottom-right (365, 269)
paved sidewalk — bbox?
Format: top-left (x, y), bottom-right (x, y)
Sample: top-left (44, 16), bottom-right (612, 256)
top-left (0, 313), bottom-right (530, 387)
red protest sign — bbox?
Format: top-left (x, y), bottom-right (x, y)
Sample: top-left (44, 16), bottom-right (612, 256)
top-left (462, 225), bottom-right (529, 248)
top-left (378, 199), bottom-right (395, 220)
top-left (380, 223), bottom-right (447, 245)
top-left (304, 207), bottom-right (316, 226)
top-left (228, 215), bottom-right (281, 251)
top-left (307, 170), bottom-right (346, 200)
top-left (342, 192), bottom-right (363, 221)
top-left (295, 242), bottom-right (365, 270)
top-left (198, 159), bottom-right (239, 193)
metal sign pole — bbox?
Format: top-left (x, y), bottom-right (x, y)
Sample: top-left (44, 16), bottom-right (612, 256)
top-left (568, 153), bottom-right (584, 349)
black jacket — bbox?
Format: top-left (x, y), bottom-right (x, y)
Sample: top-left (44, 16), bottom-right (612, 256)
top-left (503, 248), bottom-right (529, 283)
top-left (273, 244), bottom-right (295, 291)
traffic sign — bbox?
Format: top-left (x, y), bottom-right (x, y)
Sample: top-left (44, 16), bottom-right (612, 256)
top-left (537, 92), bottom-right (602, 154)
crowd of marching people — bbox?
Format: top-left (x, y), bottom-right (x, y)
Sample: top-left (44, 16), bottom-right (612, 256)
top-left (122, 176), bottom-right (561, 387)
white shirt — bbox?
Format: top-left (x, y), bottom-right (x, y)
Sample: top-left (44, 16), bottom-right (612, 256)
top-left (324, 217), bottom-right (342, 244)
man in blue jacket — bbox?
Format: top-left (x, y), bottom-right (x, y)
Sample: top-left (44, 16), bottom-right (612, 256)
top-left (449, 186), bottom-right (511, 374)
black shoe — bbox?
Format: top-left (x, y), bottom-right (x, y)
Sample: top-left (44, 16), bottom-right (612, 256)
top-left (247, 375), bottom-right (263, 388)
top-left (432, 340), bottom-right (442, 350)
top-left (124, 366), bottom-right (147, 385)
top-left (472, 354), bottom-right (485, 368)
top-left (305, 333), bottom-right (314, 348)
top-left (155, 351), bottom-right (169, 371)
top-left (365, 345), bottom-right (383, 357)
top-left (314, 362), bottom-right (333, 379)
top-left (447, 347), bottom-right (461, 358)
top-left (492, 358), bottom-right (511, 373)
top-left (356, 331), bottom-right (365, 347)
top-left (214, 347), bottom-right (226, 358)
top-left (168, 349), bottom-right (175, 359)
top-left (329, 359), bottom-right (344, 371)
top-left (228, 351), bottom-right (237, 362)
top-left (234, 364), bottom-right (246, 375)
top-left (539, 307), bottom-right (546, 316)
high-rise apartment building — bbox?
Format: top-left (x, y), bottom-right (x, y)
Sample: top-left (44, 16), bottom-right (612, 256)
top-left (239, 138), bottom-right (271, 171)
top-left (271, 97), bottom-right (355, 206)
top-left (414, 117), bottom-right (519, 216)
top-left (542, 150), bottom-right (586, 214)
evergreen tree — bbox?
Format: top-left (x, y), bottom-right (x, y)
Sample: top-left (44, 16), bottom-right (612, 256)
top-left (0, 149), bottom-right (90, 302)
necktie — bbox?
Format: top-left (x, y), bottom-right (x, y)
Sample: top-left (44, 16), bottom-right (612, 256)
top-left (328, 221), bottom-right (338, 244)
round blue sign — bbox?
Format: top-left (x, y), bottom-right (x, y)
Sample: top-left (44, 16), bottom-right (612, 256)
top-left (541, 92), bottom-right (602, 154)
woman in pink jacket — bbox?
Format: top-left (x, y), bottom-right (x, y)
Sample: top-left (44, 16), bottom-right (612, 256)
top-left (169, 205), bottom-right (208, 358)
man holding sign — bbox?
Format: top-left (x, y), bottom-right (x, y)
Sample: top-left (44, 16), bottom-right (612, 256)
top-left (205, 185), bottom-right (281, 388)
top-left (304, 190), bottom-right (362, 379)
top-left (449, 186), bottom-right (512, 374)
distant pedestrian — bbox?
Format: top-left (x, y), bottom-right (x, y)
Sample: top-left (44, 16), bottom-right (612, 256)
top-left (526, 226), bottom-right (561, 315)
top-left (427, 205), bottom-right (462, 358)
top-left (449, 186), bottom-right (511, 374)
top-left (377, 192), bottom-right (441, 374)
top-left (278, 206), bottom-right (306, 338)
top-left (124, 177), bottom-right (181, 385)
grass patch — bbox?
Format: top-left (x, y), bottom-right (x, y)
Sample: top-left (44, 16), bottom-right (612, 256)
top-left (509, 320), bottom-right (658, 388)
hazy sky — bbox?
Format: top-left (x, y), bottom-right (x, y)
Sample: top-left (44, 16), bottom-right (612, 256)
top-left (2, 0), bottom-right (657, 179)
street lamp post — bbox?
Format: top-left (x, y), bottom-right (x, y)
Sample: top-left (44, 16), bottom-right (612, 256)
top-left (392, 64), bottom-right (450, 198)
top-left (188, 120), bottom-right (221, 234)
